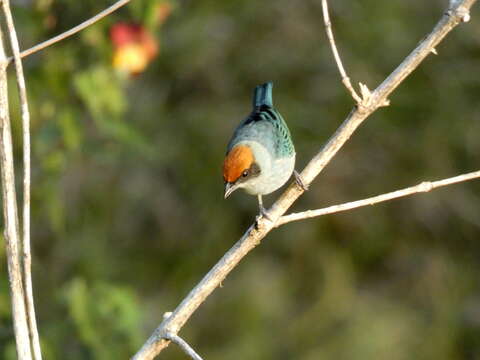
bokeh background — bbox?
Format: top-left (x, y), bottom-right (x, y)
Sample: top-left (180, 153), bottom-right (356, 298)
top-left (1, 0), bottom-right (480, 359)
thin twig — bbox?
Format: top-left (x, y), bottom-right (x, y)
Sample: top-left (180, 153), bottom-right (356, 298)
top-left (321, 0), bottom-right (362, 103)
top-left (0, 27), bottom-right (32, 360)
top-left (276, 170), bottom-right (480, 226)
top-left (6, 0), bottom-right (130, 63)
top-left (164, 333), bottom-right (204, 360)
top-left (132, 1), bottom-right (477, 359)
top-left (2, 1), bottom-right (42, 358)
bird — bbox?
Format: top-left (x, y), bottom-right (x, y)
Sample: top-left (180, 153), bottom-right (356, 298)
top-left (223, 82), bottom-right (306, 220)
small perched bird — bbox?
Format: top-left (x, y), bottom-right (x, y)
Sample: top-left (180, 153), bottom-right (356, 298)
top-left (223, 82), bottom-right (304, 219)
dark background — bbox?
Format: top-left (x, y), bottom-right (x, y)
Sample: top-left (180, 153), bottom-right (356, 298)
top-left (1, 0), bottom-right (480, 359)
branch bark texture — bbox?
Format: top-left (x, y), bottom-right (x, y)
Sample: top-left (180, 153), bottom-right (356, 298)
top-left (0, 1), bottom-right (133, 358)
top-left (2, 0), bottom-right (42, 358)
top-left (133, 1), bottom-right (477, 359)
top-left (0, 27), bottom-right (32, 360)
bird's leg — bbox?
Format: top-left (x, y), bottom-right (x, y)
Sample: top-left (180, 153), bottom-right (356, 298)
top-left (257, 194), bottom-right (272, 222)
top-left (294, 170), bottom-right (309, 191)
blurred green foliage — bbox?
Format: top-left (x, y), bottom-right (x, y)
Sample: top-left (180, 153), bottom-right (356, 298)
top-left (0, 0), bottom-right (480, 359)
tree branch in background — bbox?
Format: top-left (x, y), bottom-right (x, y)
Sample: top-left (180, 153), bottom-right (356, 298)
top-left (6, 0), bottom-right (131, 63)
top-left (132, 1), bottom-right (477, 359)
top-left (0, 27), bottom-right (32, 360)
top-left (276, 170), bottom-right (480, 226)
top-left (2, 0), bottom-right (42, 358)
top-left (0, 1), bottom-right (133, 357)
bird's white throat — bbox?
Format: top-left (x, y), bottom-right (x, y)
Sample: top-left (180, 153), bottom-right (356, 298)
top-left (237, 140), bottom-right (295, 196)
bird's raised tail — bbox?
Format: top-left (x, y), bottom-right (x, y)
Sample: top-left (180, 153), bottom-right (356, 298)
top-left (253, 82), bottom-right (273, 109)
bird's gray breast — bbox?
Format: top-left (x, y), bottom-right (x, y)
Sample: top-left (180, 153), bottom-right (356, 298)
top-left (243, 154), bottom-right (296, 195)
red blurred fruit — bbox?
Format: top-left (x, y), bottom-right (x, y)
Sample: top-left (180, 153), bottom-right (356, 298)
top-left (110, 23), bottom-right (159, 75)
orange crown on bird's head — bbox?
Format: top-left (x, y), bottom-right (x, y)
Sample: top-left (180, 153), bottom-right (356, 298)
top-left (223, 145), bottom-right (254, 183)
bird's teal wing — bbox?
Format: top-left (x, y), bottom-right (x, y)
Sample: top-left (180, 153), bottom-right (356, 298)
top-left (228, 82), bottom-right (295, 158)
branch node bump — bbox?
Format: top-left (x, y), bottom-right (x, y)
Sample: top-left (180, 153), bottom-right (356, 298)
top-left (163, 311), bottom-right (173, 320)
top-left (380, 99), bottom-right (390, 107)
top-left (448, 4), bottom-right (471, 23)
top-left (355, 82), bottom-right (376, 111)
top-left (419, 181), bottom-right (433, 192)
top-left (457, 7), bottom-right (471, 22)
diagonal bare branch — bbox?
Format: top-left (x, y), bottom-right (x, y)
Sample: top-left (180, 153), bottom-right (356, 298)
top-left (132, 1), bottom-right (477, 359)
top-left (6, 0), bottom-right (130, 63)
top-left (276, 170), bottom-right (480, 226)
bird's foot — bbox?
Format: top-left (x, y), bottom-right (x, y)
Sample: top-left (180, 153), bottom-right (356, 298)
top-left (294, 170), bottom-right (309, 191)
top-left (255, 206), bottom-right (272, 229)
top-left (258, 205), bottom-right (272, 221)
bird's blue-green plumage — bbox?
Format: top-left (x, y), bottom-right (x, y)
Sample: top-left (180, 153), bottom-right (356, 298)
top-left (253, 82), bottom-right (273, 107)
top-left (228, 82), bottom-right (295, 158)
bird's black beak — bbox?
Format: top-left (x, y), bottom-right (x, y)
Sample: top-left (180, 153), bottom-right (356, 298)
top-left (224, 182), bottom-right (238, 199)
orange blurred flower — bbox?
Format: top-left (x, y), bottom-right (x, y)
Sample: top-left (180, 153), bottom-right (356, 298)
top-left (110, 23), bottom-right (158, 75)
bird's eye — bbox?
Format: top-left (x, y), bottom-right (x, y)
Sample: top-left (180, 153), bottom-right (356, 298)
top-left (242, 170), bottom-right (249, 178)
